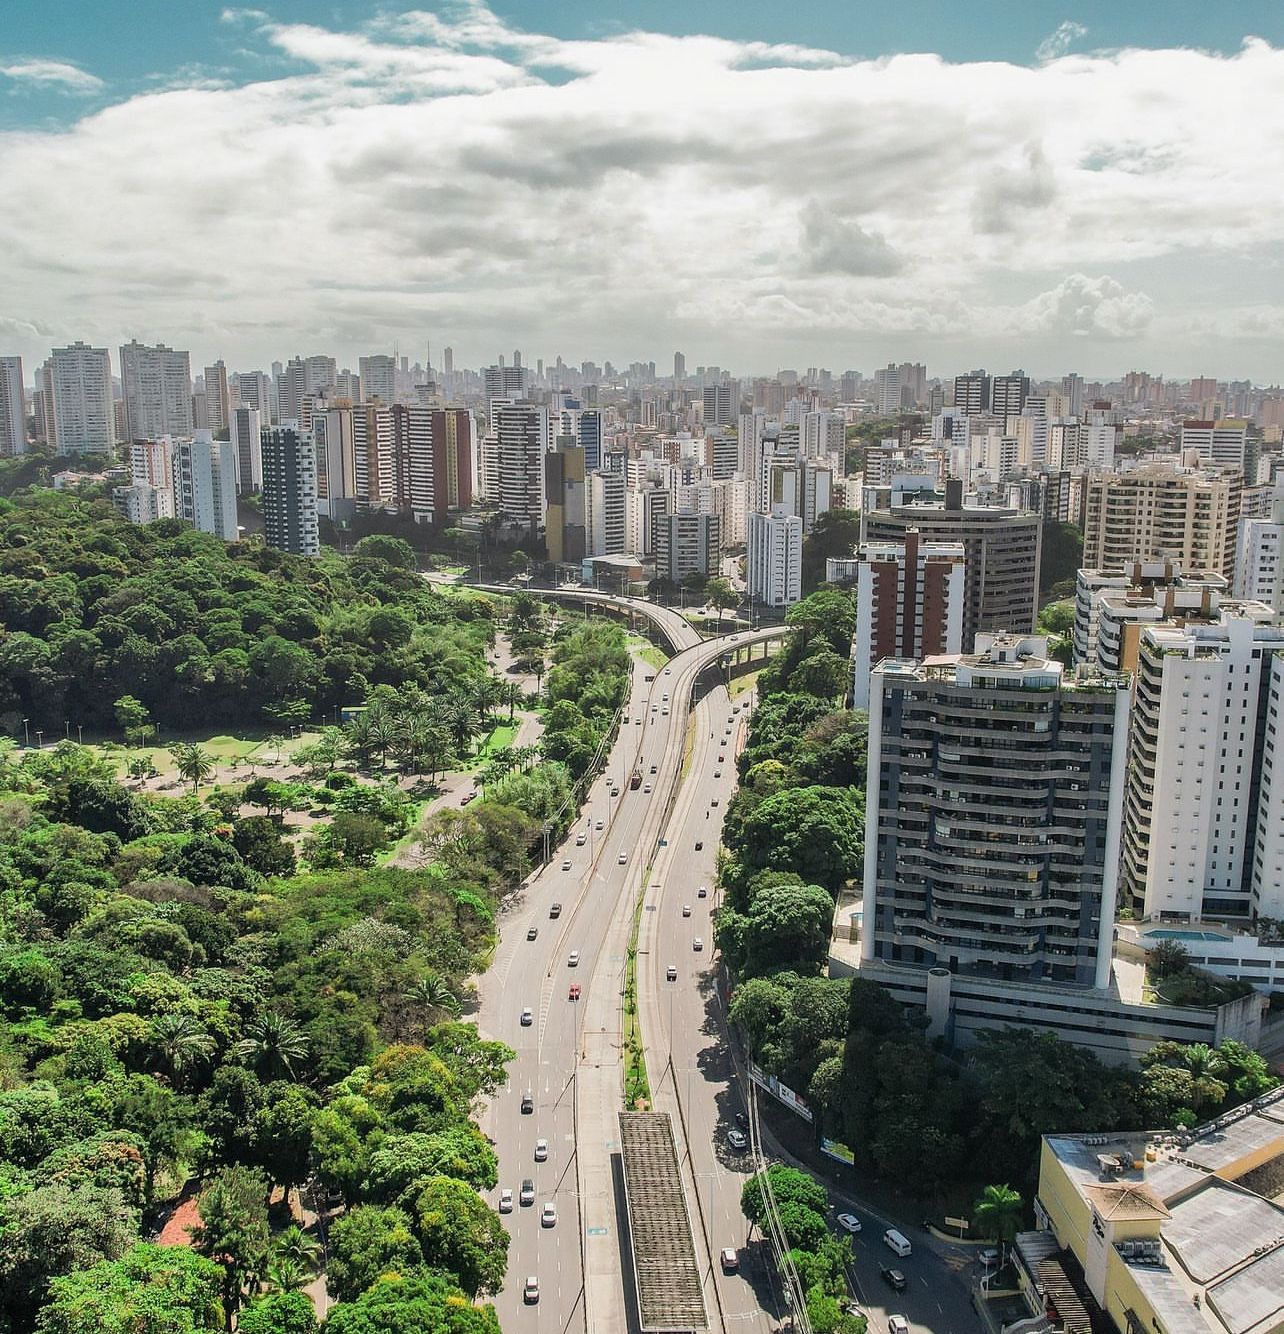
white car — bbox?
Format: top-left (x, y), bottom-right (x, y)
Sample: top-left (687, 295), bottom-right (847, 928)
top-left (568, 950), bottom-right (580, 967)
top-left (662, 707), bottom-right (670, 716)
top-left (595, 819), bottom-right (604, 831)
top-left (618, 852), bottom-right (627, 864)
top-left (523, 1276), bottom-right (539, 1304)
top-left (693, 937), bottom-right (703, 951)
top-left (499, 1188), bottom-right (513, 1213)
top-left (534, 1139), bottom-right (548, 1161)
top-left (520, 1007), bottom-right (533, 1026)
top-left (541, 1202), bottom-right (557, 1228)
top-left (888, 1318), bottom-right (909, 1334)
top-left (576, 832), bottom-right (587, 845)
top-left (837, 1212), bottom-right (862, 1234)
top-left (644, 783), bottom-right (652, 793)
top-left (682, 904), bottom-right (691, 917)
top-left (561, 858), bottom-right (572, 870)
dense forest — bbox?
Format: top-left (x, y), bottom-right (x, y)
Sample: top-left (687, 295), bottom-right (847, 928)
top-left (0, 488), bottom-right (635, 1331)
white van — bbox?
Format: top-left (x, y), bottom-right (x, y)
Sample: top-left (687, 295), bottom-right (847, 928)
top-left (883, 1229), bottom-right (912, 1258)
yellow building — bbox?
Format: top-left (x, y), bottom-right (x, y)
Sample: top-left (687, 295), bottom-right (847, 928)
top-left (1018, 1087), bottom-right (1284, 1334)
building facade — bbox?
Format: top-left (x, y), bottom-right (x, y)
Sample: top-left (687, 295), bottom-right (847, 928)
top-left (43, 342), bottom-right (114, 454)
top-left (119, 340), bottom-right (193, 440)
top-left (747, 509), bottom-right (803, 607)
top-left (261, 424), bottom-right (320, 555)
top-left (173, 432), bottom-right (238, 541)
top-left (654, 512), bottom-right (720, 585)
top-left (0, 356), bottom-right (25, 455)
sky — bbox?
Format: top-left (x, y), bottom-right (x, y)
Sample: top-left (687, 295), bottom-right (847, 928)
top-left (3, 1), bottom-right (1284, 383)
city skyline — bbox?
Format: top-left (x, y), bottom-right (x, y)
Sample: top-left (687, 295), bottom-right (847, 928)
top-left (3, 3), bottom-right (1284, 377)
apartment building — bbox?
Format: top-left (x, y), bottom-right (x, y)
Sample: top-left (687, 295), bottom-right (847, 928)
top-left (119, 341), bottom-right (193, 440)
top-left (1082, 468), bottom-right (1241, 581)
top-left (747, 508), bottom-right (803, 607)
top-left (653, 512), bottom-right (720, 585)
top-left (261, 425), bottom-right (320, 556)
top-left (43, 342), bottom-right (114, 453)
top-left (0, 356), bottom-right (25, 455)
top-left (172, 432), bottom-right (238, 541)
top-left (862, 635), bottom-right (1130, 990)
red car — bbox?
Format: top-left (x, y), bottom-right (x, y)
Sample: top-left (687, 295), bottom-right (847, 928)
top-left (568, 983), bottom-right (582, 1000)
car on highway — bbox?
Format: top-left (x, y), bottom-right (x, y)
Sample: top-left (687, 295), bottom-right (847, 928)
top-left (561, 858), bottom-right (571, 871)
top-left (644, 783), bottom-right (651, 792)
top-left (618, 852), bottom-right (627, 863)
top-left (694, 840), bottom-right (703, 850)
top-left (541, 1202), bottom-right (557, 1228)
top-left (682, 904), bottom-right (691, 916)
top-left (727, 1129), bottom-right (748, 1151)
top-left (523, 1276), bottom-right (539, 1304)
top-left (880, 1267), bottom-right (907, 1292)
top-left (662, 707), bottom-right (669, 715)
top-left (714, 770), bottom-right (721, 778)
top-left (534, 1138), bottom-right (548, 1161)
top-left (693, 937), bottom-right (703, 951)
top-left (610, 786), bottom-right (619, 797)
top-left (520, 1179), bottom-right (535, 1205)
top-left (888, 1317), bottom-right (909, 1334)
top-left (595, 819), bottom-right (604, 830)
top-left (568, 983), bottom-right (581, 1000)
top-left (698, 885), bottom-right (707, 897)
top-left (662, 692), bottom-right (669, 701)
top-left (568, 950), bottom-right (580, 967)
top-left (719, 738), bottom-right (727, 747)
top-left (650, 763), bottom-right (657, 773)
top-left (837, 1212), bottom-right (862, 1234)
top-left (720, 1248), bottom-right (739, 1273)
top-left (499, 1188), bottom-right (513, 1213)
top-left (666, 965), bottom-right (678, 981)
top-left (664, 667), bottom-right (671, 674)
top-left (711, 797), bottom-right (719, 807)
top-left (576, 831), bottom-right (587, 845)
top-left (550, 903), bottom-right (562, 918)
top-left (521, 1094), bottom-right (534, 1114)
top-left (520, 1007), bottom-right (533, 1026)
top-left (978, 1247), bottom-right (1000, 1267)
top-left (526, 927), bottom-right (538, 941)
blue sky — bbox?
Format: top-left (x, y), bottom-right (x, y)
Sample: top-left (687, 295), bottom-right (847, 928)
top-left (3, 2), bottom-right (1284, 378)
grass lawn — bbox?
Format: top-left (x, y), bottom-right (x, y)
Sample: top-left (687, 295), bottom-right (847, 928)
top-left (627, 634), bottom-right (669, 670)
top-left (473, 723), bottom-right (518, 762)
top-left (92, 730), bottom-right (322, 778)
top-left (729, 669), bottom-right (763, 699)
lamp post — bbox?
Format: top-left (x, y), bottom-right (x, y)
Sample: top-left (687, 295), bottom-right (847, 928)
top-left (35, 730), bottom-right (43, 750)
top-left (21, 718), bottom-right (29, 748)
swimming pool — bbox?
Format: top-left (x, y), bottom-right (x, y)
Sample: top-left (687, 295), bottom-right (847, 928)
top-left (1144, 928), bottom-right (1226, 942)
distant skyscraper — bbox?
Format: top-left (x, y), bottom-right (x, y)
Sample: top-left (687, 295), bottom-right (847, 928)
top-left (1180, 419), bottom-right (1252, 477)
top-left (495, 401), bottom-right (549, 532)
top-left (359, 354), bottom-right (397, 403)
top-left (119, 340), bottom-right (193, 440)
top-left (953, 369), bottom-right (991, 414)
top-left (230, 406), bottom-right (263, 493)
top-left (674, 351), bottom-right (686, 384)
top-left (702, 383), bottom-right (735, 427)
top-left (262, 424), bottom-right (320, 555)
top-left (173, 432), bottom-right (238, 540)
top-left (484, 364), bottom-right (526, 404)
top-left (204, 360), bottom-right (231, 432)
top-left (443, 347), bottom-right (454, 375)
top-left (991, 370), bottom-right (1030, 420)
top-left (0, 356), bottom-right (24, 456)
top-left (44, 342), bottom-right (114, 454)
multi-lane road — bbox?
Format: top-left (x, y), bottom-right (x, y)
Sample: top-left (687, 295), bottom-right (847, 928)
top-left (469, 581), bottom-right (980, 1334)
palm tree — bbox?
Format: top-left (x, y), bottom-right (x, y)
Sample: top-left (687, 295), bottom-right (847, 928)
top-left (172, 743), bottom-right (215, 795)
top-left (234, 1012), bottom-right (310, 1083)
top-left (265, 1256), bottom-right (309, 1292)
top-left (274, 1224), bottom-right (322, 1271)
top-left (151, 1012), bottom-right (216, 1087)
top-left (443, 697), bottom-right (478, 757)
top-left (406, 973), bottom-right (461, 1024)
top-left (973, 1184), bottom-right (1022, 1263)
top-left (1181, 1042), bottom-right (1225, 1082)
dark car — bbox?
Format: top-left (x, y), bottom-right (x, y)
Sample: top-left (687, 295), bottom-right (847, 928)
top-left (880, 1266), bottom-right (907, 1293)
top-left (549, 903), bottom-right (562, 918)
top-left (694, 840), bottom-right (703, 851)
top-left (521, 1093), bottom-right (534, 1114)
top-left (526, 927), bottom-right (538, 941)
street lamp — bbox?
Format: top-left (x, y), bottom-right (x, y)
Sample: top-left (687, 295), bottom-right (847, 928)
top-left (35, 730), bottom-right (43, 750)
top-left (76, 724), bottom-right (83, 745)
top-left (21, 718), bottom-right (28, 748)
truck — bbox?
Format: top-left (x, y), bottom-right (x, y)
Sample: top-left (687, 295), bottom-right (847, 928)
top-left (629, 770), bottom-right (642, 790)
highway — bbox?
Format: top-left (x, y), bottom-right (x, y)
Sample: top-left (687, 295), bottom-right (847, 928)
top-left (477, 608), bottom-right (778, 1334)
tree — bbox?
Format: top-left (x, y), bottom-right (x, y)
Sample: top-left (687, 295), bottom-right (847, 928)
top-left (150, 1011), bottom-right (217, 1087)
top-left (800, 508), bottom-right (863, 593)
top-left (401, 1174), bottom-right (509, 1297)
top-left (191, 1165), bottom-right (271, 1317)
top-left (234, 1013), bottom-right (311, 1083)
top-left (704, 577), bottom-right (739, 631)
top-left (254, 1082), bottom-right (318, 1194)
top-left (404, 974), bottom-right (461, 1028)
top-left (306, 812), bottom-right (390, 868)
top-left (113, 694), bottom-right (154, 747)
top-left (788, 647), bottom-right (851, 703)
top-left (785, 587), bottom-right (856, 655)
top-left (353, 535), bottom-right (417, 569)
top-left (172, 743), bottom-right (215, 795)
top-left (741, 1164), bottom-right (828, 1227)
top-left (233, 816), bottom-right (298, 877)
top-left (973, 1184), bottom-right (1022, 1261)
top-left (1147, 939), bottom-right (1191, 980)
top-left (737, 882), bottom-right (835, 977)
top-left (322, 1271), bottom-right (500, 1334)
top-left (237, 1291), bottom-right (318, 1334)
top-left (734, 786), bottom-right (864, 892)
top-left (36, 1243), bottom-right (224, 1334)
top-left (327, 1206), bottom-right (424, 1305)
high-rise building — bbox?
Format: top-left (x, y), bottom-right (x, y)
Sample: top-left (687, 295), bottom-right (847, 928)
top-left (703, 430), bottom-right (739, 481)
top-left (863, 634), bottom-right (1130, 988)
top-left (230, 405), bottom-right (263, 494)
top-left (315, 407), bottom-right (356, 522)
top-left (203, 360), bottom-right (231, 433)
top-left (1235, 485), bottom-right (1284, 610)
top-left (262, 424), bottom-right (320, 555)
top-left (953, 370), bottom-right (990, 414)
top-left (43, 342), bottom-right (114, 454)
top-left (626, 485), bottom-right (670, 557)
top-left (990, 370), bottom-right (1030, 420)
top-left (279, 356), bottom-right (335, 422)
top-left (0, 356), bottom-right (24, 456)
top-left (862, 479), bottom-right (1042, 649)
top-left (1081, 468), bottom-right (1240, 581)
top-left (702, 384), bottom-right (736, 427)
top-left (560, 407), bottom-right (602, 472)
top-left (654, 512), bottom-right (719, 584)
top-left (128, 439), bottom-right (173, 492)
top-left (119, 340), bottom-right (193, 440)
top-left (172, 432), bottom-right (238, 540)
top-left (235, 371), bottom-right (274, 421)
top-left (1122, 610), bottom-right (1284, 922)
top-left (545, 438), bottom-right (586, 564)
top-left (673, 351), bottom-right (686, 384)
top-left (495, 401), bottom-right (549, 533)
top-left (747, 508), bottom-right (802, 607)
top-left (1180, 418), bottom-right (1252, 477)
top-left (587, 468), bottom-right (626, 556)
top-left (484, 364), bottom-right (526, 404)
top-left (359, 354), bottom-right (397, 403)
top-left (874, 364), bottom-right (905, 416)
top-left (112, 482), bottom-right (173, 525)
top-left (844, 533), bottom-right (966, 708)
top-left (765, 457), bottom-right (833, 533)
top-left (801, 410), bottom-right (845, 461)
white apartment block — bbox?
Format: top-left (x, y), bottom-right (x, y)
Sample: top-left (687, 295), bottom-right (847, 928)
top-left (626, 485), bottom-right (670, 557)
top-left (1181, 418), bottom-right (1250, 474)
top-left (0, 356), bottom-right (25, 455)
top-left (587, 469), bottom-right (626, 556)
top-left (203, 360), bottom-right (231, 432)
top-left (128, 439), bottom-right (173, 492)
top-left (112, 482), bottom-right (174, 524)
top-left (1234, 485), bottom-right (1284, 610)
top-left (801, 410), bottom-right (845, 461)
top-left (44, 342), bottom-right (114, 453)
top-left (172, 432), bottom-right (239, 541)
top-left (230, 405), bottom-right (263, 494)
top-left (1121, 608), bottom-right (1284, 923)
top-left (119, 340), bottom-right (193, 440)
top-left (359, 354), bottom-right (396, 403)
top-left (747, 508), bottom-right (802, 607)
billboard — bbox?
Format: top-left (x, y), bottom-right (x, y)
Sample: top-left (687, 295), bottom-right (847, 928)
top-left (747, 1060), bottom-right (814, 1123)
top-left (820, 1138), bottom-right (855, 1166)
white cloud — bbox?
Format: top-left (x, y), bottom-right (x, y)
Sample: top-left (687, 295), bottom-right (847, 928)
top-left (1, 6), bottom-right (1282, 374)
top-left (0, 59), bottom-right (102, 92)
top-left (1036, 21), bottom-right (1088, 62)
